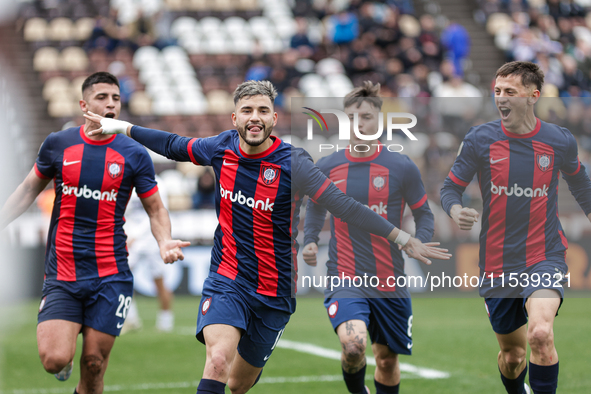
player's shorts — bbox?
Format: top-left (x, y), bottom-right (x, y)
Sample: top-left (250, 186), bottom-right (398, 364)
top-left (482, 261), bottom-right (567, 334)
top-left (38, 270), bottom-right (134, 337)
top-left (324, 287), bottom-right (413, 355)
top-left (196, 273), bottom-right (294, 368)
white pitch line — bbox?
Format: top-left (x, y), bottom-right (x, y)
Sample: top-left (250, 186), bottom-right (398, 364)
top-left (277, 339), bottom-right (450, 379)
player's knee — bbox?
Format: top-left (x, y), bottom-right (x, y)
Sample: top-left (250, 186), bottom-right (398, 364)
top-left (207, 351), bottom-right (232, 378)
top-left (227, 378), bottom-right (251, 394)
top-left (527, 324), bottom-right (553, 351)
top-left (501, 347), bottom-right (526, 371)
top-left (375, 352), bottom-right (398, 373)
top-left (39, 351), bottom-right (71, 374)
top-left (82, 354), bottom-right (104, 376)
top-left (342, 340), bottom-right (366, 364)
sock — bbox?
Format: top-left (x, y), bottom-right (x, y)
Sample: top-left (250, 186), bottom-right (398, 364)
top-left (529, 361), bottom-right (559, 394)
top-left (375, 378), bottom-right (399, 394)
top-left (499, 365), bottom-right (527, 394)
top-left (196, 378), bottom-right (226, 394)
top-left (251, 369), bottom-right (263, 388)
top-left (73, 390), bottom-right (79, 394)
top-left (343, 364), bottom-right (366, 393)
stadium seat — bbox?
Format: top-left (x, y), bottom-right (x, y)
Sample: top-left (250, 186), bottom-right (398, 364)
top-left (224, 16), bottom-right (247, 35)
top-left (48, 18), bottom-right (74, 41)
top-left (486, 13), bottom-right (512, 36)
top-left (316, 57), bottom-right (345, 76)
top-left (48, 97), bottom-right (77, 117)
top-left (133, 46), bottom-right (160, 69)
top-left (70, 76), bottom-right (86, 100)
top-left (206, 90), bottom-right (233, 114)
top-left (213, 0), bottom-right (233, 11)
top-left (230, 36), bottom-right (255, 54)
top-left (187, 0), bottom-right (208, 11)
top-left (162, 45), bottom-right (189, 64)
top-left (165, 0), bottom-right (184, 11)
top-left (129, 91), bottom-right (153, 116)
top-left (74, 18), bottom-right (96, 41)
top-left (237, 0), bottom-right (258, 10)
top-left (200, 17), bottom-right (222, 33)
top-left (60, 47), bottom-right (89, 71)
top-left (33, 47), bottom-right (60, 72)
top-left (180, 96), bottom-right (208, 115)
top-left (152, 97), bottom-right (179, 116)
top-left (273, 17), bottom-right (297, 40)
top-left (171, 17), bottom-right (197, 39)
top-left (43, 77), bottom-right (71, 101)
top-left (24, 18), bottom-right (48, 42)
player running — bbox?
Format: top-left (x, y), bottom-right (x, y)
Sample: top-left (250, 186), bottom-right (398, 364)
top-left (303, 81), bottom-right (434, 394)
top-left (0, 72), bottom-right (189, 394)
top-left (84, 80), bottom-right (450, 394)
top-left (441, 61), bottom-right (591, 394)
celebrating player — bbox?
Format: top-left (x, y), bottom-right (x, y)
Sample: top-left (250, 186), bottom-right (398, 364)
top-left (0, 72), bottom-right (190, 394)
top-left (84, 80), bottom-right (450, 394)
top-left (303, 81), bottom-right (435, 394)
top-left (441, 61), bottom-right (591, 394)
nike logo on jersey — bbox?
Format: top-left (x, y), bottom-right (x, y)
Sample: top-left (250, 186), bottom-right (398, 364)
top-left (117, 322), bottom-right (124, 329)
top-left (63, 160), bottom-right (81, 166)
top-left (407, 342), bottom-right (413, 349)
top-left (263, 354), bottom-right (270, 361)
top-left (333, 179), bottom-right (346, 185)
top-left (223, 160), bottom-right (238, 166)
top-left (490, 157), bottom-right (508, 164)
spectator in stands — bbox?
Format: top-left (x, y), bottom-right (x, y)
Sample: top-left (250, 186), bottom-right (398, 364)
top-left (193, 169), bottom-right (216, 210)
top-left (441, 22), bottom-right (470, 77)
top-left (327, 10), bottom-right (359, 45)
top-left (290, 17), bottom-right (315, 52)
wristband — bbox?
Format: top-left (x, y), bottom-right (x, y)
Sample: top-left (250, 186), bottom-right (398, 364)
top-left (100, 118), bottom-right (133, 135)
top-left (394, 230), bottom-right (411, 247)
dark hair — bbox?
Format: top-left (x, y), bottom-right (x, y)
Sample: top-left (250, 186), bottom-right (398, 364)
top-left (495, 61), bottom-right (544, 91)
top-left (233, 80), bottom-right (277, 105)
top-left (81, 72), bottom-right (120, 96)
top-left (344, 81), bottom-right (382, 110)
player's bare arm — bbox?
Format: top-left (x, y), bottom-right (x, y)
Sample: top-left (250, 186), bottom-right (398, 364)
top-left (139, 191), bottom-right (191, 264)
top-left (302, 242), bottom-right (318, 266)
top-left (450, 204), bottom-right (480, 231)
top-left (0, 168), bottom-right (50, 230)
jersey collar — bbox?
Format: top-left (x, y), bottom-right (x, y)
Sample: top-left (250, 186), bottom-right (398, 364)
top-left (239, 134), bottom-right (281, 159)
top-left (80, 125), bottom-right (116, 145)
top-left (501, 118), bottom-right (541, 139)
top-left (345, 145), bottom-right (382, 162)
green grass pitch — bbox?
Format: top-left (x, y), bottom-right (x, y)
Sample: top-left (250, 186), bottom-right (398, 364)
top-left (1, 294), bottom-right (590, 393)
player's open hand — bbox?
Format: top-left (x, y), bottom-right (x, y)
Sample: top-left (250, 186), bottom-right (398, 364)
top-left (451, 206), bottom-right (480, 230)
top-left (83, 111), bottom-right (132, 136)
top-left (160, 239), bottom-right (191, 264)
top-left (401, 238), bottom-right (451, 265)
top-left (302, 242), bottom-right (318, 266)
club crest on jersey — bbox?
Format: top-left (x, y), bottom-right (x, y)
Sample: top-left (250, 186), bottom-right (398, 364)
top-left (261, 165), bottom-right (279, 185)
top-left (536, 154), bottom-right (553, 172)
top-left (107, 162), bottom-right (123, 179)
top-left (201, 297), bottom-right (212, 315)
top-left (328, 301), bottom-right (338, 318)
top-left (372, 175), bottom-right (387, 191)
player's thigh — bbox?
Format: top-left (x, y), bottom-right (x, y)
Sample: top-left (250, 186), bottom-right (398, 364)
top-left (80, 326), bottom-right (116, 365)
top-left (325, 297), bottom-right (370, 340)
top-left (371, 342), bottom-right (399, 370)
top-left (368, 297), bottom-right (413, 356)
top-left (336, 319), bottom-right (368, 346)
top-left (495, 325), bottom-right (527, 353)
top-left (228, 351), bottom-right (263, 391)
top-left (525, 289), bottom-right (561, 327)
top-left (84, 271), bottom-right (134, 337)
top-left (203, 324), bottom-right (242, 355)
top-left (37, 319), bottom-right (82, 361)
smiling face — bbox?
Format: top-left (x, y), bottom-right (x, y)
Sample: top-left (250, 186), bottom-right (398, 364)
top-left (494, 74), bottom-right (539, 129)
top-left (232, 94), bottom-right (278, 148)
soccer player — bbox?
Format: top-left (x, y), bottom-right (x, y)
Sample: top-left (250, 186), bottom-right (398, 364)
top-left (303, 81), bottom-right (434, 394)
top-left (84, 80), bottom-right (450, 394)
top-left (440, 61), bottom-right (591, 394)
top-left (0, 72), bottom-right (190, 394)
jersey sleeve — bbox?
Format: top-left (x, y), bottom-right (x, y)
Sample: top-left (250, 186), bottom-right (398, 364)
top-left (561, 130), bottom-right (591, 215)
top-left (133, 147), bottom-right (159, 198)
top-left (293, 148), bottom-right (395, 238)
top-left (34, 133), bottom-right (57, 179)
top-left (440, 128), bottom-right (479, 216)
top-left (402, 157), bottom-right (434, 243)
top-left (130, 126), bottom-right (218, 165)
top-left (303, 156), bottom-right (330, 246)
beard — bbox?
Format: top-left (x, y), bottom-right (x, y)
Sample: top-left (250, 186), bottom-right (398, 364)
top-left (237, 122), bottom-right (274, 147)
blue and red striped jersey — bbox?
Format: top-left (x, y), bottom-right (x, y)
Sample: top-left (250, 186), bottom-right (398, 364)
top-left (130, 127), bottom-right (396, 297)
top-left (35, 126), bottom-right (158, 281)
top-left (441, 118), bottom-right (591, 275)
top-left (304, 148), bottom-right (434, 291)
